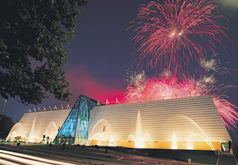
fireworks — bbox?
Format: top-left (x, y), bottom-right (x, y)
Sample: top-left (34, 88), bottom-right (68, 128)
top-left (125, 71), bottom-right (146, 101)
top-left (125, 73), bottom-right (200, 103)
top-left (213, 97), bottom-right (238, 129)
top-left (131, 0), bottom-right (229, 71)
top-left (124, 72), bottom-right (238, 129)
top-left (127, 70), bottom-right (145, 87)
top-left (108, 0), bottom-right (237, 129)
top-left (200, 58), bottom-right (218, 72)
top-left (121, 0), bottom-right (237, 129)
top-left (199, 55), bottom-right (230, 76)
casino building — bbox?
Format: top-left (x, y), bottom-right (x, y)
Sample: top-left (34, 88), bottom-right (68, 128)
top-left (7, 95), bottom-right (231, 151)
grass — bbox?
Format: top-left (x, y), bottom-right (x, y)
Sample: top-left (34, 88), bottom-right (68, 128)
top-left (0, 141), bottom-right (44, 146)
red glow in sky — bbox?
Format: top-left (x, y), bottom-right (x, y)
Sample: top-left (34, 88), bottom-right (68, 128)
top-left (65, 0), bottom-right (237, 129)
top-left (66, 65), bottom-right (238, 128)
top-left (65, 66), bottom-right (124, 104)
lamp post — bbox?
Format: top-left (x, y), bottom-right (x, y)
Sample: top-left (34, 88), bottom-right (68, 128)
top-left (0, 97), bottom-right (7, 114)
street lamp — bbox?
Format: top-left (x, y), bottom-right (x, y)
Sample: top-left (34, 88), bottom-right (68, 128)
top-left (0, 97), bottom-right (7, 114)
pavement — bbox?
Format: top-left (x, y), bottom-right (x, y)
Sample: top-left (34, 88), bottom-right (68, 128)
top-left (216, 153), bottom-right (237, 165)
top-left (0, 149), bottom-right (75, 165)
top-left (0, 144), bottom-right (224, 165)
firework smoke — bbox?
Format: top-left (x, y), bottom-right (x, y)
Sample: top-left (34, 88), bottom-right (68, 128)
top-left (219, 0), bottom-right (238, 9)
top-left (131, 0), bottom-right (230, 71)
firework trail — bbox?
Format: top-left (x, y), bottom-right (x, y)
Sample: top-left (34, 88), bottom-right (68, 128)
top-left (131, 0), bottom-right (230, 71)
top-left (127, 70), bottom-right (146, 87)
top-left (126, 71), bottom-right (146, 101)
top-left (124, 72), bottom-right (238, 129)
top-left (123, 0), bottom-right (237, 129)
top-left (199, 55), bottom-right (230, 76)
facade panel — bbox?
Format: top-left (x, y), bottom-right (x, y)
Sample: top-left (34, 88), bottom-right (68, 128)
top-left (7, 109), bottom-right (70, 143)
top-left (88, 95), bottom-right (231, 150)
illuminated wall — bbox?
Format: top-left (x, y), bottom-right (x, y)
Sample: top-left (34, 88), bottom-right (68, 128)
top-left (88, 95), bottom-right (231, 150)
top-left (7, 95), bottom-right (231, 150)
top-left (7, 109), bottom-right (70, 142)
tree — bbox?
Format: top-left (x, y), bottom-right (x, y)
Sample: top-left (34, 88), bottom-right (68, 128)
top-left (0, 0), bottom-right (86, 104)
top-left (15, 136), bottom-right (21, 142)
top-left (0, 114), bottom-right (14, 139)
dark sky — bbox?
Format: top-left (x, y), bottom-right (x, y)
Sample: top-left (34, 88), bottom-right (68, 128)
top-left (2, 0), bottom-right (238, 139)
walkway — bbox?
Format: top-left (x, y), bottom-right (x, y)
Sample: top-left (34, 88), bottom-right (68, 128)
top-left (217, 153), bottom-right (237, 165)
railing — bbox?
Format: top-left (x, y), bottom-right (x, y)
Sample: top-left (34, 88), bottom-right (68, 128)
top-left (98, 93), bottom-right (203, 105)
top-left (27, 105), bottom-right (71, 113)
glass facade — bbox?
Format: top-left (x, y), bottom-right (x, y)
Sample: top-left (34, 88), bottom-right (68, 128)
top-left (53, 95), bottom-right (97, 144)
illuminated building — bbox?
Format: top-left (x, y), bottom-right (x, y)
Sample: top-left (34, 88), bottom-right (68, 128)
top-left (7, 95), bottom-right (231, 150)
top-left (54, 95), bottom-right (97, 144)
top-left (6, 109), bottom-right (70, 142)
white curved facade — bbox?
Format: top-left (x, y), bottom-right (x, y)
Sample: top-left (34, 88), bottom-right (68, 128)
top-left (7, 95), bottom-right (231, 150)
top-left (7, 109), bottom-right (70, 142)
top-left (88, 95), bottom-right (231, 150)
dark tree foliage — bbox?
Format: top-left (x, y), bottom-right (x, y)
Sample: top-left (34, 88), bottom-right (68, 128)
top-left (0, 0), bottom-right (86, 104)
top-left (0, 114), bottom-right (14, 139)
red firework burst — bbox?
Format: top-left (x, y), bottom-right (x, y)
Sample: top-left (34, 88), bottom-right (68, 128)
top-left (132, 0), bottom-right (230, 71)
top-left (124, 73), bottom-right (238, 129)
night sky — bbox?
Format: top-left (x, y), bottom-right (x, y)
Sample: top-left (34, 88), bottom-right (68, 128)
top-left (2, 0), bottom-right (238, 139)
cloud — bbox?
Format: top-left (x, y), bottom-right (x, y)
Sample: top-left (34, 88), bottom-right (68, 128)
top-left (219, 0), bottom-right (238, 9)
top-left (65, 65), bottom-right (124, 104)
